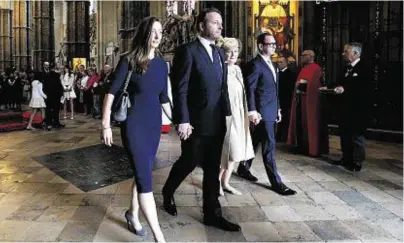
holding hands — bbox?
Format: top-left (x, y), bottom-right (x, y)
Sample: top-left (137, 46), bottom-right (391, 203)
top-left (177, 123), bottom-right (193, 140)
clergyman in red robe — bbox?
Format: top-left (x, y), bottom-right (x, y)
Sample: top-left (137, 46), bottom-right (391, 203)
top-left (287, 50), bottom-right (327, 157)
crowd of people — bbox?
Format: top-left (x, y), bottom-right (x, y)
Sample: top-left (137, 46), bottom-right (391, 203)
top-left (0, 61), bottom-right (115, 131)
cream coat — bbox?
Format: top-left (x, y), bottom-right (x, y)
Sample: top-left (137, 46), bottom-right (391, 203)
top-left (221, 65), bottom-right (254, 168)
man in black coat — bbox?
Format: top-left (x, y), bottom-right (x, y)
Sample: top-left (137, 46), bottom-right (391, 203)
top-left (276, 56), bottom-right (297, 142)
top-left (42, 62), bottom-right (64, 129)
top-left (162, 8), bottom-right (240, 232)
top-left (334, 42), bottom-right (372, 171)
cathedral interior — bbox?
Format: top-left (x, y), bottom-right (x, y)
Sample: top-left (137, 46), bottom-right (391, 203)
top-left (0, 0), bottom-right (402, 242)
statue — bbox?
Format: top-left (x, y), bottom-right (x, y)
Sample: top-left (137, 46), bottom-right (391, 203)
top-left (160, 1), bottom-right (198, 62)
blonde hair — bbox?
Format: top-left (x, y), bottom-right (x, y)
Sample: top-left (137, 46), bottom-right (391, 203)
top-left (217, 37), bottom-right (242, 53)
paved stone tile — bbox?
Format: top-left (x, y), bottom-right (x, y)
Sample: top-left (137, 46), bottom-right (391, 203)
top-left (273, 221), bottom-right (322, 242)
top-left (205, 226), bottom-right (246, 242)
top-left (318, 181), bottom-right (354, 191)
top-left (53, 194), bottom-right (86, 206)
top-left (71, 206), bottom-right (107, 222)
top-left (365, 179), bottom-right (403, 191)
top-left (321, 204), bottom-right (363, 220)
top-left (360, 188), bottom-right (402, 203)
top-left (22, 193), bottom-right (58, 208)
top-left (306, 220), bottom-right (359, 241)
top-left (0, 220), bottom-right (33, 241)
top-left (11, 182), bottom-right (46, 193)
top-left (291, 204), bottom-right (336, 221)
top-left (380, 202), bottom-right (404, 219)
top-left (373, 219), bottom-right (404, 241)
top-left (341, 220), bottom-right (398, 241)
top-left (283, 193), bottom-right (316, 206)
top-left (24, 173), bottom-right (55, 183)
top-left (307, 191), bottom-right (347, 205)
top-left (88, 184), bottom-right (119, 194)
top-left (79, 194), bottom-right (112, 208)
top-left (294, 181), bottom-right (327, 192)
top-left (352, 203), bottom-right (400, 221)
top-left (385, 190), bottom-right (403, 200)
top-left (225, 192), bottom-right (258, 206)
top-left (111, 194), bottom-right (131, 207)
top-left (23, 221), bottom-right (67, 241)
top-left (0, 205), bottom-right (20, 220)
top-left (57, 221), bottom-right (99, 242)
top-left (0, 192), bottom-right (34, 205)
top-left (332, 191), bottom-right (375, 205)
top-left (251, 191), bottom-right (286, 206)
top-left (6, 205), bottom-right (48, 221)
top-left (261, 205), bottom-right (303, 222)
top-left (240, 222), bottom-right (283, 242)
top-left (37, 206), bottom-right (78, 221)
top-left (36, 183), bottom-right (70, 193)
top-left (222, 206), bottom-right (269, 223)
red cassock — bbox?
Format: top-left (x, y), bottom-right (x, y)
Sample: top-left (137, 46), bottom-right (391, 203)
top-left (287, 62), bottom-right (323, 156)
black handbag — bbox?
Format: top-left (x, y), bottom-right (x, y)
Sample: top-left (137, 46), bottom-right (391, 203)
top-left (112, 69), bottom-right (133, 122)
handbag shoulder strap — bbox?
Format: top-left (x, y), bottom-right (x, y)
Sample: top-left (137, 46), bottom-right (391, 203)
top-left (122, 70), bottom-right (132, 92)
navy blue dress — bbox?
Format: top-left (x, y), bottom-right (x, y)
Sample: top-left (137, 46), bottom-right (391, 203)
top-left (109, 56), bottom-right (169, 193)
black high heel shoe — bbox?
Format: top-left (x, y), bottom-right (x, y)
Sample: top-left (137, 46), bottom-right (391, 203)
top-left (125, 210), bottom-right (147, 236)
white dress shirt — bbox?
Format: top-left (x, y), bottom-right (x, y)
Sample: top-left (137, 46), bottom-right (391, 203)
top-left (198, 36), bottom-right (215, 62)
top-left (350, 58), bottom-right (360, 67)
top-left (259, 53), bottom-right (277, 82)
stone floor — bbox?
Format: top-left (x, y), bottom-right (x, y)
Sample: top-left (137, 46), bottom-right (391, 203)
top-left (0, 114), bottom-right (402, 242)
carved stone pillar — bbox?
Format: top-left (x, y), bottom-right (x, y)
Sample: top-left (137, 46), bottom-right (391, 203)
top-left (13, 0), bottom-right (34, 71)
top-left (119, 1), bottom-right (150, 53)
top-left (33, 0), bottom-right (55, 71)
top-left (0, 1), bottom-right (13, 71)
top-left (96, 0), bottom-right (120, 69)
top-left (66, 1), bottom-right (90, 66)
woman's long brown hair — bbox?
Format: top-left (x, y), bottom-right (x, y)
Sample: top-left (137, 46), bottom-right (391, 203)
top-left (127, 16), bottom-right (161, 74)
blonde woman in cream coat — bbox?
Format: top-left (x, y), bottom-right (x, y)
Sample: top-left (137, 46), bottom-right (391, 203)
top-left (219, 38), bottom-right (254, 196)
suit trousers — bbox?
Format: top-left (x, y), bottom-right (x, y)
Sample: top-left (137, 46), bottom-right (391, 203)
top-left (339, 124), bottom-right (366, 166)
top-left (45, 99), bottom-right (61, 125)
top-left (163, 131), bottom-right (225, 217)
top-left (239, 121), bottom-right (283, 187)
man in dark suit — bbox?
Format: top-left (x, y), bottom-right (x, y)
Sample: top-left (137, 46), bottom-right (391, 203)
top-left (162, 8), bottom-right (240, 232)
top-left (334, 42), bottom-right (371, 172)
top-left (276, 56), bottom-right (297, 142)
top-left (42, 62), bottom-right (64, 130)
top-left (237, 33), bottom-right (297, 196)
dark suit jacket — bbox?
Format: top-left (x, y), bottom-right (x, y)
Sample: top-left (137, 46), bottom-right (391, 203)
top-left (338, 60), bottom-right (372, 132)
top-left (244, 55), bottom-right (280, 122)
top-left (279, 68), bottom-right (297, 113)
top-left (171, 39), bottom-right (231, 136)
top-left (42, 70), bottom-right (63, 102)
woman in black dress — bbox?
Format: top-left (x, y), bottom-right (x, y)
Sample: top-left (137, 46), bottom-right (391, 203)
top-left (101, 17), bottom-right (171, 242)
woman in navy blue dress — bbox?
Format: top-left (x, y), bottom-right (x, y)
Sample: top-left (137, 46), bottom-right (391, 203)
top-left (101, 17), bottom-right (171, 243)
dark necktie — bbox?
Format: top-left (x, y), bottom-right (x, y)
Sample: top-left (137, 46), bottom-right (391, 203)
top-left (347, 64), bottom-right (353, 72)
top-left (210, 44), bottom-right (223, 82)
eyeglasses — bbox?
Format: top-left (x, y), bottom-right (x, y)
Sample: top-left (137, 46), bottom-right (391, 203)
top-left (263, 42), bottom-right (277, 47)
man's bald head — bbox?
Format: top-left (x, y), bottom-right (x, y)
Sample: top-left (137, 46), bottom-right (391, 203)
top-left (301, 50), bottom-right (315, 65)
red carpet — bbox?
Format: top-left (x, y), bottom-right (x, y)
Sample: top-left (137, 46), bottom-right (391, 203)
top-left (0, 111), bottom-right (43, 132)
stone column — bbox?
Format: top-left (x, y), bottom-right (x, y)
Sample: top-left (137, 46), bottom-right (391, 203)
top-left (119, 1), bottom-right (150, 53)
top-left (96, 0), bottom-right (120, 69)
top-left (0, 1), bottom-right (13, 71)
top-left (13, 0), bottom-right (34, 71)
top-left (33, 0), bottom-right (55, 71)
top-left (65, 0), bottom-right (90, 66)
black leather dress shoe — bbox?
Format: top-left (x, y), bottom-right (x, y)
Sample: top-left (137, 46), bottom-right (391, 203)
top-left (204, 216), bottom-right (241, 232)
top-left (163, 193), bottom-right (177, 216)
top-left (237, 171), bottom-right (258, 182)
top-left (272, 185), bottom-right (297, 196)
